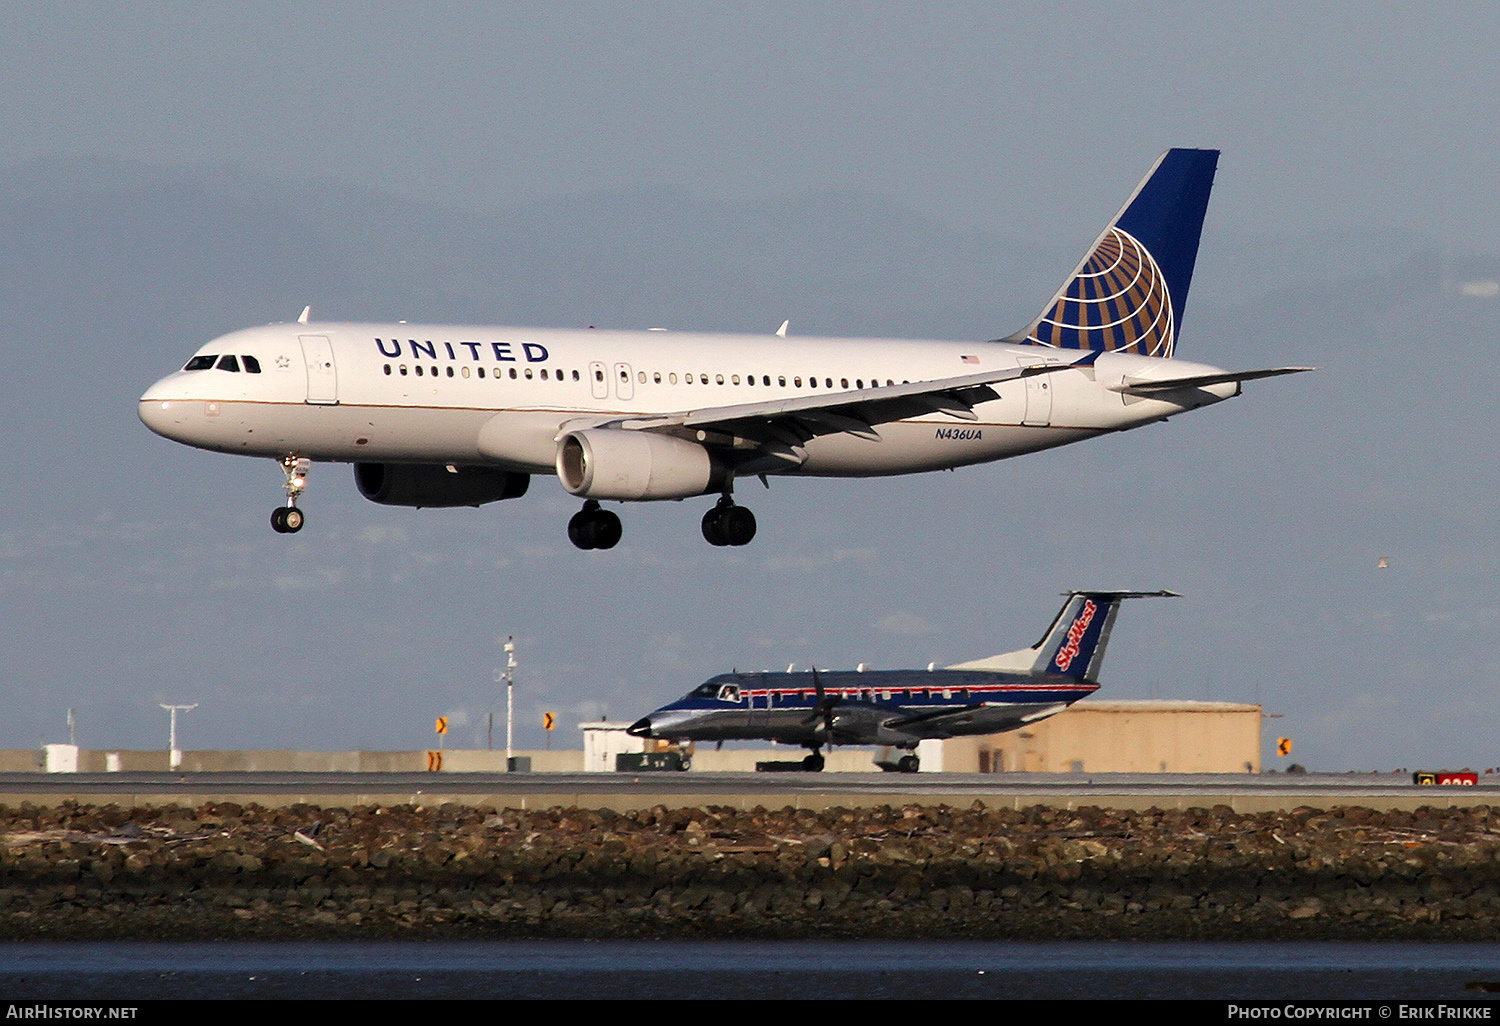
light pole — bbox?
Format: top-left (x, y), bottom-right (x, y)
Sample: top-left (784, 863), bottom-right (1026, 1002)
top-left (504, 636), bottom-right (516, 766)
top-left (159, 703), bottom-right (197, 770)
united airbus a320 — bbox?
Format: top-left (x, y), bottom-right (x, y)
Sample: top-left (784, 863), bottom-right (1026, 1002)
top-left (138, 148), bottom-right (1308, 549)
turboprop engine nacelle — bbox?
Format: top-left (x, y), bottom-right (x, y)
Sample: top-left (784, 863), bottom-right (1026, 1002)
top-left (354, 463), bottom-right (530, 508)
top-left (556, 428), bottom-right (728, 501)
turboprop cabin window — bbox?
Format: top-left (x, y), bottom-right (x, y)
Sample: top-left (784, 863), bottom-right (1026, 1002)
top-left (183, 355), bottom-right (217, 371)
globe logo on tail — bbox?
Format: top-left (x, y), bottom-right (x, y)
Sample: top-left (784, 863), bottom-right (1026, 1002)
top-left (1028, 228), bottom-right (1175, 358)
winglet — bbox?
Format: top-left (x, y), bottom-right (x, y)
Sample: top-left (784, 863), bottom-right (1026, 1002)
top-left (297, 305), bottom-right (311, 324)
top-left (775, 319), bottom-right (789, 338)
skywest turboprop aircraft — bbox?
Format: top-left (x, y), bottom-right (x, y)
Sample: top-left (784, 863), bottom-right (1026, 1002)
top-left (627, 590), bottom-right (1175, 772)
top-left (139, 148), bottom-right (1308, 549)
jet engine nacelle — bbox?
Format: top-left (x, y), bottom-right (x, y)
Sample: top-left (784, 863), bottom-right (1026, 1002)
top-left (354, 463), bottom-right (530, 508)
top-left (556, 428), bottom-right (728, 500)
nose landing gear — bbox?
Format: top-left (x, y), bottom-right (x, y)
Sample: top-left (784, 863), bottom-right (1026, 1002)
top-left (701, 495), bottom-right (756, 546)
top-left (271, 456), bottom-right (310, 534)
top-left (568, 500), bottom-right (623, 550)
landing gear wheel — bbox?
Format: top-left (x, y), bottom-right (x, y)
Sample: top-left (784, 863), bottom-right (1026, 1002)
top-left (568, 509), bottom-right (595, 549)
top-left (272, 507), bottom-right (304, 534)
top-left (568, 501), bottom-right (622, 550)
top-left (594, 509), bottom-right (621, 549)
top-left (721, 505), bottom-right (756, 546)
top-left (897, 754), bottom-right (920, 773)
top-left (702, 498), bottom-right (756, 547)
top-left (702, 507), bottom-right (728, 546)
top-left (802, 752), bottom-right (826, 772)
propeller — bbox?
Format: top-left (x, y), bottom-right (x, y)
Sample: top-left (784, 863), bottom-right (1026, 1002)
top-left (800, 666), bottom-right (840, 740)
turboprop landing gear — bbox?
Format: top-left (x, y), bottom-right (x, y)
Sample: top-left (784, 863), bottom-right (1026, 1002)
top-left (568, 500), bottom-right (622, 550)
top-left (701, 495), bottom-right (756, 547)
top-left (897, 753), bottom-right (920, 773)
top-left (801, 746), bottom-right (826, 772)
top-left (271, 456), bottom-right (310, 534)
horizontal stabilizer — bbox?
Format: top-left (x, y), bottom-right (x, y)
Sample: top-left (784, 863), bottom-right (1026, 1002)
top-left (1111, 366), bottom-right (1315, 396)
top-left (947, 589), bottom-right (1178, 680)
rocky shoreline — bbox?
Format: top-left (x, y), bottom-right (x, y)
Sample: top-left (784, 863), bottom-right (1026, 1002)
top-left (1, 800), bottom-right (1497, 940)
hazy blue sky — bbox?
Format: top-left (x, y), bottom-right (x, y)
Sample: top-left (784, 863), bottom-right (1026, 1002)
top-left (4, 3), bottom-right (1497, 246)
top-left (2, 3), bottom-right (1499, 771)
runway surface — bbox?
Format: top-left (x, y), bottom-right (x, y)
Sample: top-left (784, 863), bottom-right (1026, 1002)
top-left (0, 770), bottom-right (1493, 811)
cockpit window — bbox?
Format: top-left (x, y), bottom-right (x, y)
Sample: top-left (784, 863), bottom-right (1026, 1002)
top-left (216, 355), bottom-right (240, 372)
top-left (691, 683), bottom-right (718, 698)
top-left (183, 355), bottom-right (217, 371)
top-left (242, 355), bottom-right (262, 373)
top-left (716, 683), bottom-right (741, 703)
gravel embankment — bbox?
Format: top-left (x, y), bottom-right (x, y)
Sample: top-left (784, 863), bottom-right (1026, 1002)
top-left (1, 801), bottom-right (1496, 940)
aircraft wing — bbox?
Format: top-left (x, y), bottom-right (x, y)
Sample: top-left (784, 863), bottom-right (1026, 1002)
top-left (570, 353), bottom-right (1097, 468)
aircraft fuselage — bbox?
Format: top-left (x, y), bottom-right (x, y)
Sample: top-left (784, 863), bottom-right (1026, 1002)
top-left (139, 322), bottom-right (1237, 476)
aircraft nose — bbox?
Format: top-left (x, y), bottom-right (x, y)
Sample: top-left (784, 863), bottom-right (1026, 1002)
top-left (137, 393), bottom-right (189, 441)
top-left (626, 717), bottom-right (653, 738)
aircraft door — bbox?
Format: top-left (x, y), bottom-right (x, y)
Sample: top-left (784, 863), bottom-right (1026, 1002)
top-left (614, 362), bottom-right (634, 401)
top-left (589, 362), bottom-right (608, 400)
top-left (299, 335), bottom-right (338, 405)
top-left (748, 690), bottom-right (769, 728)
top-left (1019, 356), bottom-right (1057, 426)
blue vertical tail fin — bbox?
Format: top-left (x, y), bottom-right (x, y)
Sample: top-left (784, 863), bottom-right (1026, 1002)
top-left (1005, 148), bottom-right (1219, 359)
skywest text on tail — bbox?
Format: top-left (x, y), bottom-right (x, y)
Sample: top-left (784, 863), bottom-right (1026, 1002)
top-left (139, 148), bottom-right (1310, 549)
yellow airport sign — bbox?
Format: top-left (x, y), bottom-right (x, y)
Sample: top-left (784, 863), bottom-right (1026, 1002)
top-left (1277, 737), bottom-right (1292, 757)
top-left (544, 712), bottom-right (555, 731)
top-left (435, 717), bottom-right (448, 735)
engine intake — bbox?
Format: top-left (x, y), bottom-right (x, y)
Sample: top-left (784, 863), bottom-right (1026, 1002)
top-left (556, 429), bottom-right (727, 500)
top-left (354, 463), bottom-right (530, 507)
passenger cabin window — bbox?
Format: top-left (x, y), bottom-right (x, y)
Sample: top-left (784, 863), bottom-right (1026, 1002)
top-left (183, 355), bottom-right (217, 371)
top-left (216, 355), bottom-right (240, 372)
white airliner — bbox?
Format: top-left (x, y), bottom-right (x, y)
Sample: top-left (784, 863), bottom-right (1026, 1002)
top-left (139, 148), bottom-right (1308, 548)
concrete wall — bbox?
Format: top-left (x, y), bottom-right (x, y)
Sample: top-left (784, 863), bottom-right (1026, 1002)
top-left (944, 700), bottom-right (1262, 774)
top-left (12, 749), bottom-right (582, 774)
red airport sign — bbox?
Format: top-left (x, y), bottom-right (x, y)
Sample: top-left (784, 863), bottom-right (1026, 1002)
top-left (1413, 771), bottom-right (1479, 785)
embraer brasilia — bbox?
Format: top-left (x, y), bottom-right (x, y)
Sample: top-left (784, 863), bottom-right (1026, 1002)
top-left (627, 590), bottom-right (1175, 772)
top-left (139, 148), bottom-right (1308, 549)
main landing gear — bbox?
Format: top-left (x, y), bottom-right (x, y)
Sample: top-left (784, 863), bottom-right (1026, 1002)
top-left (801, 746), bottom-right (826, 772)
top-left (701, 496), bottom-right (756, 547)
top-left (566, 494), bottom-right (758, 550)
top-left (271, 456), bottom-right (310, 534)
top-left (568, 500), bottom-right (622, 550)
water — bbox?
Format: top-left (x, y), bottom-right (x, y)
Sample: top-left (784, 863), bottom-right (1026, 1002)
top-left (3, 941), bottom-right (1500, 999)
